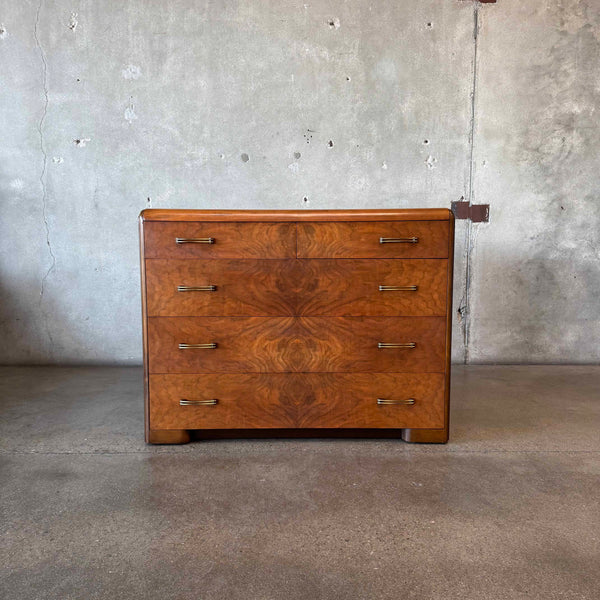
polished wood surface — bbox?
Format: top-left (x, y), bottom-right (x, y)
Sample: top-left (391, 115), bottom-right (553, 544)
top-left (401, 213), bottom-right (455, 443)
top-left (145, 258), bottom-right (447, 317)
top-left (141, 208), bottom-right (453, 222)
top-left (145, 259), bottom-right (296, 316)
top-left (139, 216), bottom-right (151, 442)
top-left (150, 373), bottom-right (445, 429)
top-left (297, 221), bottom-right (449, 258)
top-left (148, 316), bottom-right (446, 373)
top-left (140, 209), bottom-right (454, 444)
top-left (144, 221), bottom-right (296, 259)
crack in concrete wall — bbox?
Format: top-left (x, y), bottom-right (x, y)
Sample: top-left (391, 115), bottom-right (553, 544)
top-left (33, 0), bottom-right (56, 352)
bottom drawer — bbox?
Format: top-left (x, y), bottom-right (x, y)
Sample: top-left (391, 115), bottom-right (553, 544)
top-left (149, 373), bottom-right (445, 430)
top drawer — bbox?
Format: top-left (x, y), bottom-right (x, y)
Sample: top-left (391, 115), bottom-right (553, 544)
top-left (144, 222), bottom-right (296, 259)
top-left (297, 221), bottom-right (449, 259)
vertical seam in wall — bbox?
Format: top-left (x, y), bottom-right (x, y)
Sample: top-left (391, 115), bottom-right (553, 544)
top-left (463, 2), bottom-right (480, 364)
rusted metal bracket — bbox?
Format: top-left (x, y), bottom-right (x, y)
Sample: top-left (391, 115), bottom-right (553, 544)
top-left (451, 201), bottom-right (490, 223)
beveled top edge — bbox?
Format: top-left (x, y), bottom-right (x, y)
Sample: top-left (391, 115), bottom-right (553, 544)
top-left (140, 208), bottom-right (453, 222)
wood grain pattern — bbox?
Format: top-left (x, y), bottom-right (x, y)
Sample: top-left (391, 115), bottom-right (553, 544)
top-left (297, 221), bottom-right (449, 258)
top-left (145, 259), bottom-right (297, 316)
top-left (294, 259), bottom-right (447, 316)
top-left (148, 316), bottom-right (446, 373)
top-left (144, 221), bottom-right (296, 259)
top-left (145, 258), bottom-right (447, 317)
top-left (139, 216), bottom-right (151, 442)
top-left (149, 373), bottom-right (445, 429)
top-left (140, 209), bottom-right (455, 444)
top-left (402, 212), bottom-right (455, 443)
top-left (141, 208), bottom-right (453, 222)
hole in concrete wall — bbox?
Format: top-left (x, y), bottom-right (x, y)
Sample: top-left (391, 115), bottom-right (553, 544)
top-left (328, 18), bottom-right (340, 29)
top-left (346, 76), bottom-right (351, 81)
top-left (426, 22), bottom-right (433, 28)
top-left (294, 152), bottom-right (301, 159)
top-left (328, 140), bottom-right (334, 148)
top-left (423, 139), bottom-right (429, 145)
top-left (303, 196), bottom-right (309, 203)
top-left (241, 153), bottom-right (249, 162)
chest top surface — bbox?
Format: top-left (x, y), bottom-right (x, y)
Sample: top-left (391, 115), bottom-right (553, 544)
top-left (140, 208), bottom-right (453, 222)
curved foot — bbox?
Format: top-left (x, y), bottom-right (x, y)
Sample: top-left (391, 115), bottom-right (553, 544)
top-left (147, 429), bottom-right (191, 444)
top-left (401, 428), bottom-right (448, 444)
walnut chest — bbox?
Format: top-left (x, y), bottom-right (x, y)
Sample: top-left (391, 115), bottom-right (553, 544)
top-left (139, 209), bottom-right (454, 443)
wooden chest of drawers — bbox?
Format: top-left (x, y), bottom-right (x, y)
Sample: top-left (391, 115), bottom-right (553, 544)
top-left (139, 209), bottom-right (454, 443)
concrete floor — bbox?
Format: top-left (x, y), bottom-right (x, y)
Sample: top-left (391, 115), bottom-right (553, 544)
top-left (1, 366), bottom-right (599, 599)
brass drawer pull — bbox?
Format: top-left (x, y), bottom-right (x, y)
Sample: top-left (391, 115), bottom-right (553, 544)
top-left (175, 237), bottom-right (215, 244)
top-left (379, 237), bottom-right (418, 244)
top-left (378, 342), bottom-right (416, 349)
top-left (177, 285), bottom-right (217, 292)
top-left (377, 398), bottom-right (415, 405)
top-left (179, 343), bottom-right (218, 349)
top-left (379, 285), bottom-right (418, 292)
top-left (180, 399), bottom-right (218, 406)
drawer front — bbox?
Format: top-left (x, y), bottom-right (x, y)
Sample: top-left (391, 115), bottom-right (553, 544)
top-left (148, 316), bottom-right (446, 373)
top-left (149, 373), bottom-right (445, 429)
top-left (297, 221), bottom-right (449, 258)
top-left (295, 259), bottom-right (447, 316)
top-left (145, 258), bottom-right (447, 317)
top-left (144, 221), bottom-right (296, 259)
top-left (145, 259), bottom-right (297, 316)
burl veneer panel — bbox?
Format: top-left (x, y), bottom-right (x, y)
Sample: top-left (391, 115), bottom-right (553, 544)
top-left (144, 222), bottom-right (296, 259)
top-left (145, 259), bottom-right (447, 317)
top-left (149, 373), bottom-right (445, 429)
top-left (148, 316), bottom-right (446, 373)
top-left (297, 221), bottom-right (449, 258)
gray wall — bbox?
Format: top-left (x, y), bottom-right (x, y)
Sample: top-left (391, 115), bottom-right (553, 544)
top-left (0, 0), bottom-right (598, 365)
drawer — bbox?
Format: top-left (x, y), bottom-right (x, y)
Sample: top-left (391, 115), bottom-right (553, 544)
top-left (145, 259), bottom-right (447, 317)
top-left (297, 221), bottom-right (449, 258)
top-left (149, 373), bottom-right (445, 429)
top-left (148, 316), bottom-right (446, 373)
top-left (144, 221), bottom-right (296, 259)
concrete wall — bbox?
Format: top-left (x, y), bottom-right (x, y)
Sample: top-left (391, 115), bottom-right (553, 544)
top-left (0, 0), bottom-right (598, 365)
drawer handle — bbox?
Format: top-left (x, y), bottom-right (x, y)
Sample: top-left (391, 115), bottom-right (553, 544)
top-left (379, 237), bottom-right (418, 244)
top-left (179, 343), bottom-right (218, 349)
top-left (379, 285), bottom-right (418, 292)
top-left (377, 398), bottom-right (415, 405)
top-left (177, 285), bottom-right (217, 292)
top-left (180, 399), bottom-right (218, 406)
top-left (378, 342), bottom-right (416, 349)
top-left (175, 237), bottom-right (215, 244)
